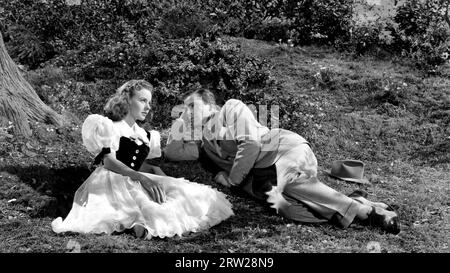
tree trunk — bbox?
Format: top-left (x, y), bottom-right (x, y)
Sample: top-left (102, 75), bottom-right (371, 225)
top-left (0, 31), bottom-right (62, 137)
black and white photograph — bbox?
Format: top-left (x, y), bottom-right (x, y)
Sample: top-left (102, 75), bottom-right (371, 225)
top-left (0, 0), bottom-right (448, 266)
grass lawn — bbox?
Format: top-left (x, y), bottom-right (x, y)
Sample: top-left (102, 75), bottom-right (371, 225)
top-left (0, 37), bottom-right (449, 253)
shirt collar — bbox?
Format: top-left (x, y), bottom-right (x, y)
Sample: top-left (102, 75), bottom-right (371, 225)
top-left (120, 120), bottom-right (138, 132)
top-left (117, 120), bottom-right (149, 145)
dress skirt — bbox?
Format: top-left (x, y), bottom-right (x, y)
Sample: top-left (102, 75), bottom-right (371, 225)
top-left (52, 167), bottom-right (234, 238)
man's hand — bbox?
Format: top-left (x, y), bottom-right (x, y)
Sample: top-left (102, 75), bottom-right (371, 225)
top-left (214, 171), bottom-right (233, 188)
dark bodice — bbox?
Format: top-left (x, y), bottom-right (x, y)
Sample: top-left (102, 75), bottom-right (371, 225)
top-left (116, 135), bottom-right (150, 171)
top-left (95, 131), bottom-right (152, 171)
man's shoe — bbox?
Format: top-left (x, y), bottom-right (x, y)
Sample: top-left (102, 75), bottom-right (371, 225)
top-left (363, 206), bottom-right (401, 235)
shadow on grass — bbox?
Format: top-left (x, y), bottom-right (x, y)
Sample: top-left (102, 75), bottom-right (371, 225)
top-left (3, 159), bottom-right (340, 236)
top-left (3, 164), bottom-right (92, 218)
top-left (160, 160), bottom-right (338, 231)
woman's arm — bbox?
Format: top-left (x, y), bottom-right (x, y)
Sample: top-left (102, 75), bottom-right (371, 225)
top-left (139, 161), bottom-right (167, 176)
top-left (103, 154), bottom-right (166, 203)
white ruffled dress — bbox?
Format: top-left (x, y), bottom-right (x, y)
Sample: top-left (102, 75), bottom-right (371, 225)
top-left (51, 114), bottom-right (233, 238)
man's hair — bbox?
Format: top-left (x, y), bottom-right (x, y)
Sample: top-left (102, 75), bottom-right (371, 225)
top-left (104, 79), bottom-right (153, 121)
top-left (183, 88), bottom-right (220, 107)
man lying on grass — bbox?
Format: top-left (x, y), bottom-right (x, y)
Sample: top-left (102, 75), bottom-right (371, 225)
top-left (164, 89), bottom-right (400, 234)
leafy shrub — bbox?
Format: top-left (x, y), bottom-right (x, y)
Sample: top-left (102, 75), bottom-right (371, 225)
top-left (25, 66), bottom-right (67, 103)
top-left (2, 0), bottom-right (448, 71)
top-left (157, 4), bottom-right (214, 39)
top-left (0, 0), bottom-right (163, 66)
top-left (336, 17), bottom-right (400, 58)
top-left (398, 26), bottom-right (450, 72)
top-left (4, 25), bottom-right (56, 69)
top-left (286, 0), bottom-right (354, 45)
top-left (244, 16), bottom-right (295, 43)
top-left (1, 0), bottom-right (281, 127)
top-left (0, 0), bottom-right (360, 130)
top-left (394, 0), bottom-right (450, 71)
top-left (205, 0), bottom-right (354, 45)
top-left (44, 36), bottom-right (275, 127)
top-left (335, 0), bottom-right (450, 71)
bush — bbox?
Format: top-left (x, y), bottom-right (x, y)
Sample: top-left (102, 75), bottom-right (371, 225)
top-left (205, 0), bottom-right (354, 45)
top-left (394, 0), bottom-right (450, 71)
top-left (44, 36), bottom-right (276, 127)
top-left (0, 0), bottom-right (356, 61)
top-left (1, 0), bottom-right (281, 127)
top-left (244, 16), bottom-right (295, 43)
top-left (335, 0), bottom-right (450, 71)
top-left (0, 0), bottom-right (163, 66)
top-left (398, 26), bottom-right (450, 72)
top-left (2, 0), bottom-right (448, 71)
top-left (336, 18), bottom-right (399, 57)
top-left (157, 4), bottom-right (214, 39)
top-left (286, 0), bottom-right (354, 45)
top-left (4, 25), bottom-right (57, 69)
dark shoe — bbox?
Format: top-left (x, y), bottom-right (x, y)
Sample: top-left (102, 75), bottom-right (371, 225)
top-left (132, 224), bottom-right (148, 239)
top-left (363, 206), bottom-right (400, 235)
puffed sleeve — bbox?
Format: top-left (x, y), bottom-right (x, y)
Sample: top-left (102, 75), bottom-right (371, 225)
top-left (146, 130), bottom-right (162, 159)
top-left (81, 114), bottom-right (119, 156)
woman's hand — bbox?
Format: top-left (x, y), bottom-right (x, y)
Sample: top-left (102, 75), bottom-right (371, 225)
top-left (103, 155), bottom-right (167, 203)
top-left (138, 174), bottom-right (167, 204)
top-left (214, 171), bottom-right (233, 188)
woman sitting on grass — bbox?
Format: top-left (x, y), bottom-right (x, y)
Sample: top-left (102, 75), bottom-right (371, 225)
top-left (52, 80), bottom-right (233, 239)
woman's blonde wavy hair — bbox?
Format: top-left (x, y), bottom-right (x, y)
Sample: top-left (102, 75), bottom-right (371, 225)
top-left (104, 79), bottom-right (154, 121)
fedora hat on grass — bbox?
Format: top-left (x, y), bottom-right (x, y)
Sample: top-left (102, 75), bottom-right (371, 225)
top-left (324, 160), bottom-right (370, 184)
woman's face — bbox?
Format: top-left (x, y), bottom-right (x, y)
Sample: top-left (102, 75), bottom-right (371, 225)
top-left (183, 93), bottom-right (212, 126)
top-left (129, 88), bottom-right (152, 121)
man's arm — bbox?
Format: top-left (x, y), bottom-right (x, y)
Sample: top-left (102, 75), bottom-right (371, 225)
top-left (224, 99), bottom-right (264, 186)
top-left (164, 139), bottom-right (201, 161)
top-left (164, 118), bottom-right (201, 161)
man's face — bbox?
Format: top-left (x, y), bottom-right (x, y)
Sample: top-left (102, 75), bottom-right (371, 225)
top-left (183, 93), bottom-right (212, 127)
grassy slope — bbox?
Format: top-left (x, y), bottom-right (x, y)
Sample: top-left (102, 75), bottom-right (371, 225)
top-left (0, 38), bottom-right (449, 253)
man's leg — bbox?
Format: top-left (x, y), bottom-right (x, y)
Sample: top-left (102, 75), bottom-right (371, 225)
top-left (199, 144), bottom-right (358, 228)
top-left (251, 164), bottom-right (328, 223)
top-left (279, 177), bottom-right (360, 227)
top-left (273, 144), bottom-right (360, 228)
